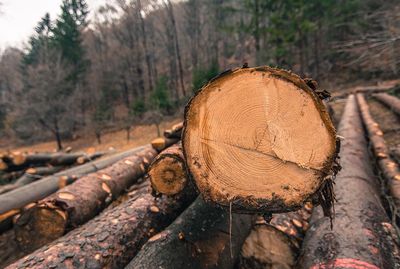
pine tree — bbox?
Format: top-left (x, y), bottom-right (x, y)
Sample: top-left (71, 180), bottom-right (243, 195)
top-left (53, 0), bottom-right (89, 82)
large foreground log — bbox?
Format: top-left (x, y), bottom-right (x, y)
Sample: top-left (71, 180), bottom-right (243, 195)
top-left (126, 196), bottom-right (253, 269)
top-left (357, 94), bottom-right (400, 218)
top-left (374, 93), bottom-right (400, 117)
top-left (183, 66), bottom-right (338, 213)
top-left (298, 95), bottom-right (399, 269)
top-left (6, 181), bottom-right (197, 269)
top-left (240, 204), bottom-right (312, 269)
top-left (149, 143), bottom-right (191, 195)
top-left (14, 146), bottom-right (157, 252)
top-left (0, 145), bottom-right (149, 215)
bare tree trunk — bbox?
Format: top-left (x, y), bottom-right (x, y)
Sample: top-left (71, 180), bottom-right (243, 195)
top-left (166, 0), bottom-right (186, 98)
top-left (137, 0), bottom-right (153, 92)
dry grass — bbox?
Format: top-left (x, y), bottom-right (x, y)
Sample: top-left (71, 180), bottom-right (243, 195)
top-left (0, 117), bottom-right (182, 154)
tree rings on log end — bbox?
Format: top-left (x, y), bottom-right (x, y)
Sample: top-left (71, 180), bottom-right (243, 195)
top-left (149, 156), bottom-right (187, 195)
top-left (183, 66), bottom-right (337, 213)
top-left (15, 206), bottom-right (67, 252)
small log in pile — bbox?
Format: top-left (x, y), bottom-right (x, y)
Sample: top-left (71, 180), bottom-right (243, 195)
top-left (357, 94), bottom-right (400, 219)
top-left (151, 137), bottom-right (179, 152)
top-left (5, 180), bottom-right (197, 269)
top-left (0, 166), bottom-right (64, 195)
top-left (0, 151), bottom-right (104, 173)
top-left (163, 122), bottom-right (183, 139)
top-left (374, 93), bottom-right (400, 117)
top-left (0, 145), bottom-right (149, 216)
top-left (149, 142), bottom-right (194, 196)
top-left (298, 95), bottom-right (400, 269)
top-left (183, 66), bottom-right (339, 213)
top-left (14, 146), bottom-right (157, 252)
top-left (239, 204), bottom-right (313, 269)
top-left (126, 197), bottom-right (253, 269)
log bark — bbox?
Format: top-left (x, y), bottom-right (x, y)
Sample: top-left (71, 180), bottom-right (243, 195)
top-left (14, 146), bottom-right (157, 252)
top-left (357, 94), bottom-right (400, 219)
top-left (126, 196), bottom-right (253, 269)
top-left (391, 145), bottom-right (400, 164)
top-left (151, 137), bottom-right (179, 152)
top-left (239, 204), bottom-right (313, 269)
top-left (6, 181), bottom-right (197, 269)
top-left (3, 152), bottom-right (105, 172)
top-left (163, 122), bottom-right (183, 139)
top-left (298, 95), bottom-right (400, 269)
top-left (183, 66), bottom-right (338, 213)
top-left (0, 166), bottom-right (64, 195)
top-left (0, 145), bottom-right (150, 215)
top-left (149, 142), bottom-right (191, 195)
top-left (374, 93), bottom-right (400, 117)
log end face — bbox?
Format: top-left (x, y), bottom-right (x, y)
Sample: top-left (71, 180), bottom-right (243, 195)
top-left (15, 206), bottom-right (67, 252)
top-left (183, 66), bottom-right (337, 212)
top-left (149, 157), bottom-right (187, 195)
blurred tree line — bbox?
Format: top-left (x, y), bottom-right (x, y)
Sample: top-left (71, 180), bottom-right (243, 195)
top-left (0, 0), bottom-right (399, 148)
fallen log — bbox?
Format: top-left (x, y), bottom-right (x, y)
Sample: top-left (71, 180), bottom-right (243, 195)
top-left (163, 122), bottom-right (183, 139)
top-left (151, 137), bottom-right (179, 152)
top-left (0, 166), bottom-right (64, 195)
top-left (149, 142), bottom-right (192, 196)
top-left (240, 204), bottom-right (313, 269)
top-left (2, 152), bottom-right (105, 172)
top-left (14, 146), bottom-right (157, 252)
top-left (374, 93), bottom-right (400, 117)
top-left (126, 196), bottom-right (253, 269)
top-left (183, 66), bottom-right (338, 213)
top-left (357, 94), bottom-right (400, 219)
top-left (6, 180), bottom-right (197, 269)
top-left (0, 145), bottom-right (150, 215)
top-left (298, 95), bottom-right (399, 269)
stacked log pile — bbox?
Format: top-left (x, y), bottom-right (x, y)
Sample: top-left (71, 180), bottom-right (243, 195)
top-left (2, 66), bottom-right (400, 269)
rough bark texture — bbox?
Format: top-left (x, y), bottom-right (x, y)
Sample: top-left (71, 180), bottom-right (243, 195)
top-left (357, 94), bottom-right (400, 220)
top-left (14, 146), bottom-right (157, 252)
top-left (6, 180), bottom-right (197, 269)
top-left (374, 93), bottom-right (400, 117)
top-left (151, 137), bottom-right (179, 152)
top-left (126, 196), bottom-right (253, 269)
top-left (391, 145), bottom-right (400, 164)
top-left (0, 229), bottom-right (25, 268)
top-left (298, 95), bottom-right (400, 269)
top-left (240, 204), bottom-right (313, 269)
top-left (0, 145), bottom-right (149, 215)
top-left (183, 66), bottom-right (338, 213)
top-left (149, 142), bottom-right (191, 195)
top-left (163, 122), bottom-right (183, 139)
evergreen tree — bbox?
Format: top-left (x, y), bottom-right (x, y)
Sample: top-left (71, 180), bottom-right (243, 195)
top-left (53, 0), bottom-right (89, 82)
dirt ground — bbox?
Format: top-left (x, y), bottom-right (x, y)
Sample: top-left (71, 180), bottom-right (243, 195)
top-left (0, 117), bottom-right (182, 155)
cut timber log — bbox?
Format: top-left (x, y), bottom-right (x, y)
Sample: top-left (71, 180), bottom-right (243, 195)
top-left (0, 145), bottom-right (150, 215)
top-left (391, 145), bottom-right (400, 164)
top-left (3, 152), bottom-right (105, 172)
top-left (240, 204), bottom-right (312, 269)
top-left (151, 137), bottom-right (179, 152)
top-left (183, 66), bottom-right (338, 213)
top-left (126, 196), bottom-right (253, 269)
top-left (298, 95), bottom-right (400, 269)
top-left (6, 181), bottom-right (197, 269)
top-left (149, 142), bottom-right (192, 195)
top-left (374, 93), bottom-right (400, 117)
top-left (14, 146), bottom-right (157, 252)
top-left (0, 166), bottom-right (64, 195)
top-left (357, 94), bottom-right (400, 218)
top-left (163, 122), bottom-right (183, 139)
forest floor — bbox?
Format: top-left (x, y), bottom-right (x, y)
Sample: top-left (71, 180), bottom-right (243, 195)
top-left (0, 117), bottom-right (182, 154)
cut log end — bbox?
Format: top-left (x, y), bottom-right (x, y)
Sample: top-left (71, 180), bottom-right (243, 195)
top-left (240, 224), bottom-right (297, 269)
top-left (149, 156), bottom-right (187, 195)
top-left (183, 66), bottom-right (337, 212)
top-left (15, 206), bottom-right (66, 252)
